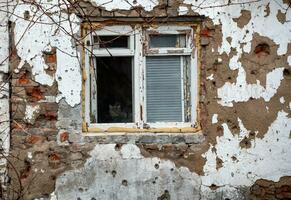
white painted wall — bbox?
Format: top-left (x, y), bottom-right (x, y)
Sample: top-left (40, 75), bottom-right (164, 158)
top-left (181, 0), bottom-right (291, 107)
top-left (54, 144), bottom-right (202, 200)
top-left (11, 1), bottom-right (81, 106)
top-left (91, 0), bottom-right (158, 11)
top-left (0, 0), bottom-right (10, 182)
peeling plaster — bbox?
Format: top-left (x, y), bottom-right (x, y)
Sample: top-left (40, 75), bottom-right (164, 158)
top-left (53, 144), bottom-right (201, 200)
top-left (90, 0), bottom-right (158, 11)
top-left (0, 15), bottom-right (9, 73)
top-left (183, 0), bottom-right (290, 106)
top-left (184, 0), bottom-right (291, 55)
top-left (51, 111), bottom-right (291, 198)
top-left (202, 111), bottom-right (291, 187)
top-left (200, 184), bottom-right (246, 200)
top-left (6, 0), bottom-right (291, 198)
top-left (207, 74), bottom-right (214, 80)
top-left (0, 3), bottom-right (10, 182)
top-left (27, 152), bottom-right (33, 159)
top-left (218, 67), bottom-right (284, 106)
top-left (280, 97), bottom-right (285, 104)
top-left (178, 6), bottom-right (189, 15)
top-left (24, 104), bottom-right (40, 124)
top-left (11, 1), bottom-right (82, 106)
top-left (212, 114), bottom-right (218, 124)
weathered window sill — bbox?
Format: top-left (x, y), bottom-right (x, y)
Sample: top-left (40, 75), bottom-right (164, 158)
top-left (83, 126), bottom-right (201, 133)
top-left (82, 131), bottom-right (205, 144)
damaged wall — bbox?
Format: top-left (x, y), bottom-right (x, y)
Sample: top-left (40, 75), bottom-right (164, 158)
top-left (0, 0), bottom-right (290, 199)
top-left (0, 0), bottom-right (10, 187)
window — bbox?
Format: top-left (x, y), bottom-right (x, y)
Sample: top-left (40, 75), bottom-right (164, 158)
top-left (83, 25), bottom-right (198, 131)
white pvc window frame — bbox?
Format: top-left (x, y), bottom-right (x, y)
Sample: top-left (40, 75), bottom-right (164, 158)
top-left (90, 25), bottom-right (135, 57)
top-left (84, 25), bottom-right (198, 130)
top-left (84, 25), bottom-right (137, 129)
top-left (143, 25), bottom-right (197, 128)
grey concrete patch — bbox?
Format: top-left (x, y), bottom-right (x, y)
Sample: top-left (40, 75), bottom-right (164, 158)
top-left (84, 132), bottom-right (205, 144)
top-left (54, 144), bottom-right (202, 200)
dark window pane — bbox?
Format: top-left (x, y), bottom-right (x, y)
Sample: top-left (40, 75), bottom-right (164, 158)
top-left (93, 36), bottom-right (129, 48)
top-left (149, 34), bottom-right (186, 48)
top-left (96, 57), bottom-right (133, 123)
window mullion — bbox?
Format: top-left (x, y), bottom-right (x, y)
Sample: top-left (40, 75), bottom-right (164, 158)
top-left (84, 49), bottom-right (91, 126)
top-left (190, 47), bottom-right (198, 124)
top-left (141, 28), bottom-right (147, 127)
top-left (134, 26), bottom-right (144, 128)
top-left (180, 56), bottom-right (185, 122)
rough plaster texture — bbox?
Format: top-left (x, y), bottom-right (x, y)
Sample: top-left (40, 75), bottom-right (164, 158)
top-left (0, 2), bottom-right (10, 182)
top-left (54, 144), bottom-right (201, 200)
top-left (181, 0), bottom-right (291, 107)
top-left (24, 104), bottom-right (40, 124)
top-left (91, 0), bottom-right (158, 12)
top-left (2, 0), bottom-right (291, 199)
top-left (56, 99), bottom-right (83, 144)
top-left (51, 0), bottom-right (291, 198)
top-left (11, 1), bottom-right (81, 106)
top-left (50, 111), bottom-right (290, 199)
top-left (202, 111), bottom-right (291, 186)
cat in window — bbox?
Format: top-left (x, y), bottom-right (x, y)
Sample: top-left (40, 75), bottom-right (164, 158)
top-left (109, 102), bottom-right (128, 122)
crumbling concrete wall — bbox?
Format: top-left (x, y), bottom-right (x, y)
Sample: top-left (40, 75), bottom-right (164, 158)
top-left (1, 0), bottom-right (290, 199)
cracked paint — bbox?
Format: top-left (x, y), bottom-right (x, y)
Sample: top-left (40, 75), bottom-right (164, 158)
top-left (178, 6), bottom-right (189, 15)
top-left (218, 67), bottom-right (284, 106)
top-left (24, 104), bottom-right (40, 124)
top-left (11, 0), bottom-right (82, 106)
top-left (280, 97), bottom-right (285, 104)
top-left (51, 110), bottom-right (291, 199)
top-left (3, 0), bottom-right (291, 199)
top-left (202, 111), bottom-right (291, 187)
top-left (212, 114), bottom-right (218, 124)
top-left (0, 2), bottom-right (10, 183)
top-left (53, 144), bottom-right (201, 200)
top-left (90, 0), bottom-right (158, 12)
top-left (207, 74), bottom-right (214, 81)
top-left (183, 0), bottom-right (290, 106)
top-left (288, 56), bottom-right (291, 66)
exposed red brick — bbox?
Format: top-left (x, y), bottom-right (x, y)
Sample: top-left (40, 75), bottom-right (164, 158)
top-left (201, 28), bottom-right (210, 37)
top-left (44, 111), bottom-right (57, 120)
top-left (26, 87), bottom-right (44, 101)
top-left (11, 121), bottom-right (26, 129)
top-left (60, 132), bottom-right (69, 142)
top-left (26, 135), bottom-right (44, 144)
top-left (43, 47), bottom-right (57, 63)
top-left (46, 54), bottom-right (57, 63)
top-left (20, 166), bottom-right (31, 179)
top-left (18, 72), bottom-right (30, 85)
top-left (49, 153), bottom-right (61, 161)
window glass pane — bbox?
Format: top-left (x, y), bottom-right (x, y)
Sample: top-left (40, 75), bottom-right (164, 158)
top-left (96, 57), bottom-right (133, 123)
top-left (146, 56), bottom-right (183, 122)
top-left (93, 36), bottom-right (129, 48)
top-left (149, 34), bottom-right (186, 48)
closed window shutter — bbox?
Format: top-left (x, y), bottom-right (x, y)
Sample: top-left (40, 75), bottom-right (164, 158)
top-left (146, 56), bottom-right (182, 122)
